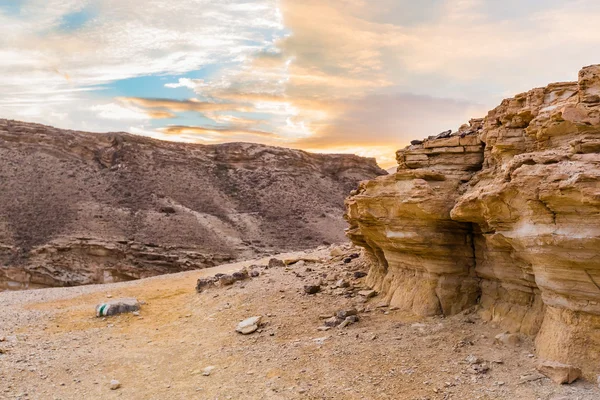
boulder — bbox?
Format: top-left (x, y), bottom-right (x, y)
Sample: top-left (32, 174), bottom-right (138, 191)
top-left (537, 361), bottom-right (581, 384)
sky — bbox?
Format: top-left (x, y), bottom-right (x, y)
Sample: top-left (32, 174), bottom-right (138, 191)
top-left (1, 0), bottom-right (600, 167)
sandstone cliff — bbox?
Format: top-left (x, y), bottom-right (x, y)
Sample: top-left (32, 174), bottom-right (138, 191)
top-left (0, 120), bottom-right (386, 289)
top-left (345, 65), bottom-right (600, 378)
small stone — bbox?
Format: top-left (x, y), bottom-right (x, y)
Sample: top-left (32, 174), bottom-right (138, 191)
top-left (0, 336), bottom-right (5, 342)
top-left (218, 274), bottom-right (236, 286)
top-left (202, 366), bottom-right (215, 376)
top-left (132, 311), bottom-right (140, 317)
top-left (466, 354), bottom-right (483, 365)
top-left (358, 290), bottom-right (377, 298)
top-left (339, 315), bottom-right (359, 328)
top-left (323, 317), bottom-right (343, 327)
top-left (353, 271), bottom-right (368, 279)
top-left (109, 380), bottom-right (121, 390)
top-left (334, 279), bottom-right (349, 288)
top-left (343, 258), bottom-right (353, 264)
top-left (336, 308), bottom-right (358, 319)
top-left (232, 268), bottom-right (249, 281)
top-left (518, 372), bottom-right (545, 384)
top-left (304, 285), bottom-right (321, 295)
top-left (537, 360), bottom-right (581, 384)
top-left (236, 316), bottom-right (262, 334)
top-left (268, 258), bottom-right (285, 268)
top-left (494, 333), bottom-right (520, 346)
top-left (317, 326), bottom-right (331, 331)
top-left (196, 278), bottom-right (214, 293)
top-left (330, 247), bottom-right (344, 257)
top-left (250, 270), bottom-right (260, 278)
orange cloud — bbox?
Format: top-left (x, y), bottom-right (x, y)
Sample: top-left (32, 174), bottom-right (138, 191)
top-left (118, 97), bottom-right (252, 113)
top-left (159, 125), bottom-right (277, 139)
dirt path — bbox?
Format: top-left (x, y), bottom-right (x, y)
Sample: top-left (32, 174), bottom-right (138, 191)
top-left (1, 247), bottom-right (598, 400)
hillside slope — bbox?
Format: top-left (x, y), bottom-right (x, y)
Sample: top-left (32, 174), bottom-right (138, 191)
top-left (0, 119), bottom-right (386, 289)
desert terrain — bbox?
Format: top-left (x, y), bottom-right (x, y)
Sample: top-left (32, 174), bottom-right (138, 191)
top-left (1, 246), bottom-right (597, 400)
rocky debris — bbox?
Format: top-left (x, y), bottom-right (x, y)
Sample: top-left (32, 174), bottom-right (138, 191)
top-left (537, 361), bottom-right (582, 384)
top-left (465, 355), bottom-right (483, 365)
top-left (334, 279), bottom-right (350, 289)
top-left (109, 379), bottom-right (121, 390)
top-left (232, 268), bottom-right (249, 281)
top-left (345, 64), bottom-right (600, 378)
top-left (336, 308), bottom-right (358, 319)
top-left (330, 247), bottom-right (345, 257)
top-left (323, 316), bottom-right (342, 327)
top-left (321, 308), bottom-right (360, 329)
top-left (518, 372), bottom-right (546, 384)
top-left (196, 278), bottom-right (214, 293)
top-left (0, 119), bottom-right (386, 289)
top-left (353, 271), bottom-right (367, 279)
top-left (218, 274), bottom-right (236, 286)
top-left (494, 333), bottom-right (520, 346)
top-left (358, 290), bottom-right (377, 298)
top-left (202, 366), bottom-right (215, 376)
top-left (268, 258), bottom-right (285, 269)
top-left (236, 316), bottom-right (262, 335)
top-left (96, 298), bottom-right (140, 317)
top-left (338, 315), bottom-right (359, 328)
top-left (343, 253), bottom-right (360, 264)
top-left (304, 285), bottom-right (321, 295)
top-left (196, 268), bottom-right (252, 293)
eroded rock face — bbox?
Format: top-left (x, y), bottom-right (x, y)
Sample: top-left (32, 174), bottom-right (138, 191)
top-left (345, 65), bottom-right (600, 378)
top-left (0, 120), bottom-right (386, 289)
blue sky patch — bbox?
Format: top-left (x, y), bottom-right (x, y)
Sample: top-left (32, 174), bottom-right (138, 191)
top-left (58, 6), bottom-right (97, 31)
top-left (0, 0), bottom-right (22, 16)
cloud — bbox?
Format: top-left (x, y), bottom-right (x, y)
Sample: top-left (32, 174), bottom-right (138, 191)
top-left (3, 0), bottom-right (600, 167)
top-left (117, 97), bottom-right (253, 113)
top-left (159, 125), bottom-right (279, 142)
top-left (91, 102), bottom-right (175, 121)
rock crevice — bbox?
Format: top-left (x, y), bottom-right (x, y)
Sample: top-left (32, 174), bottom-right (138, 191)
top-left (345, 65), bottom-right (600, 378)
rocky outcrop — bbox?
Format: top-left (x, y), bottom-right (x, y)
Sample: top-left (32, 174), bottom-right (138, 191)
top-left (345, 65), bottom-right (600, 378)
top-left (0, 120), bottom-right (386, 289)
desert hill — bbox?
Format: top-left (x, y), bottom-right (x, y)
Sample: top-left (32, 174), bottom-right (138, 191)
top-left (0, 119), bottom-right (386, 289)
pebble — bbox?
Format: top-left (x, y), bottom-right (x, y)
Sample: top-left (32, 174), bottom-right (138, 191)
top-left (358, 290), bottom-right (377, 298)
top-left (202, 366), bottom-right (215, 376)
top-left (336, 308), bottom-right (358, 319)
top-left (494, 332), bottom-right (520, 346)
top-left (109, 379), bottom-right (121, 390)
top-left (304, 285), bottom-right (321, 295)
top-left (236, 316), bottom-right (262, 334)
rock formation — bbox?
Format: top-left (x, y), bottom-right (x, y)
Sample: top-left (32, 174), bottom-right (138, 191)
top-left (345, 65), bottom-right (600, 378)
top-left (0, 119), bottom-right (386, 289)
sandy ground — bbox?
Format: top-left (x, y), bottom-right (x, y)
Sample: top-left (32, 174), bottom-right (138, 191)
top-left (1, 246), bottom-right (599, 400)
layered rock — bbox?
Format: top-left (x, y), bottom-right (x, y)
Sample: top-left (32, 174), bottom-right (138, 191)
top-left (0, 120), bottom-right (386, 289)
top-left (346, 65), bottom-right (600, 378)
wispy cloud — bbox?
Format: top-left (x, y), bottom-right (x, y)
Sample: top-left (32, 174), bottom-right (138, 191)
top-left (1, 0), bottom-right (600, 167)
